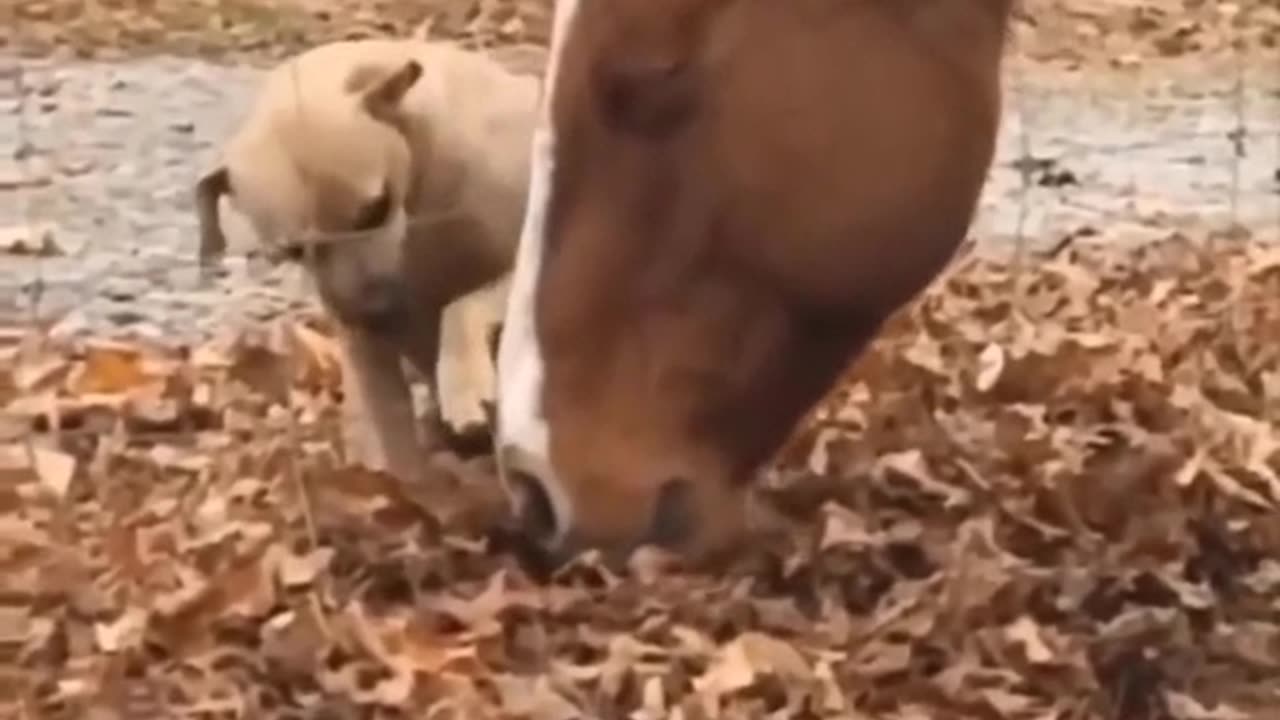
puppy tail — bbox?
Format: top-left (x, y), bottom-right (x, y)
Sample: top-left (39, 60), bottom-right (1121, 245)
top-left (194, 166), bottom-right (230, 267)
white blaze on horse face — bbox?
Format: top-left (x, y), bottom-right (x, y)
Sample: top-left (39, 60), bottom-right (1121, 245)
top-left (496, 0), bottom-right (581, 538)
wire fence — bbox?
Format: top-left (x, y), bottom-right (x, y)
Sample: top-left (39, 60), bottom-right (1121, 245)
top-left (1, 7), bottom-right (1279, 348)
top-left (979, 44), bottom-right (1280, 263)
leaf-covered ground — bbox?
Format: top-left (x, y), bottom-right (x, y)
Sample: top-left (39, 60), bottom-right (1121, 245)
top-left (3, 229), bottom-right (1280, 719)
top-left (4, 0), bottom-right (1279, 69)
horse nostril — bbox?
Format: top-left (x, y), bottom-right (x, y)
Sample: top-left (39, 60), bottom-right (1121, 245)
top-left (648, 477), bottom-right (695, 548)
top-left (510, 469), bottom-right (558, 543)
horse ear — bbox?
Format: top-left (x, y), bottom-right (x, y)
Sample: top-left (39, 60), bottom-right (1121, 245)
top-left (346, 59), bottom-right (423, 123)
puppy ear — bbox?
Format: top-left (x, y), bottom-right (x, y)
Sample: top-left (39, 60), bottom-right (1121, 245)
top-left (346, 59), bottom-right (423, 123)
top-left (194, 166), bottom-right (230, 267)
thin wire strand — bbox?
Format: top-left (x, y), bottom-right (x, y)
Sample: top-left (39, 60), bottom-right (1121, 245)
top-left (1273, 37), bottom-right (1280, 240)
top-left (1010, 43), bottom-right (1033, 271)
top-left (1227, 14), bottom-right (1247, 235)
top-left (6, 12), bottom-right (1273, 343)
top-left (12, 45), bottom-right (46, 327)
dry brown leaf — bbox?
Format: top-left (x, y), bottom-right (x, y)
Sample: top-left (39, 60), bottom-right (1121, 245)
top-left (1004, 615), bottom-right (1055, 665)
top-left (1165, 692), bottom-right (1251, 720)
top-left (396, 619), bottom-right (484, 675)
top-left (847, 640), bottom-right (913, 678)
top-left (819, 501), bottom-right (879, 551)
top-left (425, 570), bottom-right (532, 639)
top-left (0, 443), bottom-right (36, 485)
top-left (0, 604), bottom-right (31, 645)
top-left (491, 674), bottom-right (580, 720)
top-left (93, 606), bottom-right (149, 653)
top-left (975, 342), bottom-right (1006, 392)
top-left (276, 546), bottom-right (333, 589)
top-left (13, 354), bottom-right (68, 394)
top-left (875, 449), bottom-right (972, 509)
top-left (69, 342), bottom-right (151, 395)
top-left (147, 444), bottom-right (212, 474)
top-left (30, 445), bottom-right (76, 498)
top-left (693, 631), bottom-right (811, 701)
top-left (902, 333), bottom-right (947, 376)
top-left (980, 687), bottom-right (1040, 715)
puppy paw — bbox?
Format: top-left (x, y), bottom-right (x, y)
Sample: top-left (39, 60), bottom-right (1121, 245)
top-left (430, 382), bottom-right (488, 449)
top-left (438, 379), bottom-right (494, 431)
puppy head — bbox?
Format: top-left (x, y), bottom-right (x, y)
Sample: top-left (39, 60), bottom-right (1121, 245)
top-left (231, 58), bottom-right (425, 332)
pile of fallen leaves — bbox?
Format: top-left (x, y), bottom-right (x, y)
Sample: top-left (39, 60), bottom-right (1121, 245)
top-left (3, 0), bottom-right (552, 62)
top-left (2, 231), bottom-right (1278, 719)
top-left (4, 0), bottom-right (1279, 70)
top-left (1014, 0), bottom-right (1280, 69)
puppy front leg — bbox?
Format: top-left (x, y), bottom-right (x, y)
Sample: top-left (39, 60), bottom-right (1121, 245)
top-left (437, 290), bottom-right (498, 440)
top-left (339, 328), bottom-right (426, 483)
top-left (397, 307), bottom-right (452, 457)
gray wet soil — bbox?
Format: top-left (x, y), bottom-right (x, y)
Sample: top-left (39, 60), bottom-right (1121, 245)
top-left (1, 54), bottom-right (1278, 347)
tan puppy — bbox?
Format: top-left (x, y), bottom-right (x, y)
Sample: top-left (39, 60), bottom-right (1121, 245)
top-left (195, 39), bottom-right (539, 483)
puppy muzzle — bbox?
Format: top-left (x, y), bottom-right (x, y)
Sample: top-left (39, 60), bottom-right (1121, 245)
top-left (327, 278), bottom-right (410, 332)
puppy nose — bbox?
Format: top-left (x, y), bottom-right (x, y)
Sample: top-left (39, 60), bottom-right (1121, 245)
top-left (351, 281), bottom-right (406, 330)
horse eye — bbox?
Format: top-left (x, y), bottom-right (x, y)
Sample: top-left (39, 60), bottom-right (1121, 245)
top-left (597, 60), bottom-right (696, 139)
top-left (352, 184), bottom-right (393, 232)
top-left (279, 243), bottom-right (305, 261)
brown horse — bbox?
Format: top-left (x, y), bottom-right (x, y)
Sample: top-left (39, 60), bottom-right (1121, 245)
top-left (494, 0), bottom-right (1016, 569)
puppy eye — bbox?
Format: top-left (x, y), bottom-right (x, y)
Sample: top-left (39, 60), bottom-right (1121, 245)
top-left (279, 243), bottom-right (305, 262)
top-left (278, 242), bottom-right (329, 263)
top-left (352, 184), bottom-right (393, 232)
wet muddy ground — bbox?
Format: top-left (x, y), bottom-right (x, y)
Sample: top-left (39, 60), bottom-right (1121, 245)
top-left (1, 53), bottom-right (1278, 345)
